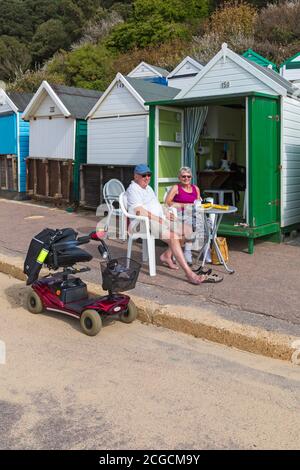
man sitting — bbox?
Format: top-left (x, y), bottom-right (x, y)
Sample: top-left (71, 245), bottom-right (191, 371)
top-left (126, 164), bottom-right (222, 285)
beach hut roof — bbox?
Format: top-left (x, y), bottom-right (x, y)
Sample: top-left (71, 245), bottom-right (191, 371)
top-left (126, 76), bottom-right (180, 101)
top-left (7, 92), bottom-right (34, 112)
top-left (22, 81), bottom-right (102, 120)
top-left (128, 61), bottom-right (169, 78)
top-left (280, 51), bottom-right (300, 69)
top-left (50, 84), bottom-right (102, 119)
top-left (87, 73), bottom-right (180, 118)
top-left (175, 44), bottom-right (299, 101)
top-left (242, 49), bottom-right (277, 71)
top-left (243, 58), bottom-right (297, 96)
top-left (167, 56), bottom-right (204, 79)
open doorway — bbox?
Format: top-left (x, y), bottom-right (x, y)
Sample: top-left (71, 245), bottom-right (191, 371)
top-left (196, 101), bottom-right (247, 223)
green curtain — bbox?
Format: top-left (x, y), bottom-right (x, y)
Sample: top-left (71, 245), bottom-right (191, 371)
top-left (183, 107), bottom-right (208, 183)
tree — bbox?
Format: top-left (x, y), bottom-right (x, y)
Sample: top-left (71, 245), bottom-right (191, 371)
top-left (47, 43), bottom-right (115, 91)
top-left (75, 0), bottom-right (103, 18)
top-left (110, 1), bottom-right (133, 20)
top-left (133, 0), bottom-right (209, 22)
top-left (107, 14), bottom-right (189, 51)
top-left (255, 1), bottom-right (300, 45)
top-left (73, 8), bottom-right (123, 47)
top-left (211, 0), bottom-right (275, 8)
top-left (100, 0), bottom-right (132, 8)
top-left (209, 2), bottom-right (257, 38)
top-left (112, 38), bottom-right (192, 75)
top-left (106, 0), bottom-right (209, 52)
top-left (0, 35), bottom-right (31, 81)
top-left (31, 19), bottom-right (69, 64)
top-left (7, 68), bottom-right (65, 93)
top-left (0, 0), bottom-right (33, 42)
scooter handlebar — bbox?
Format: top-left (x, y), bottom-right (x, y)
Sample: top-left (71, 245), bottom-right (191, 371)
top-left (89, 230), bottom-right (107, 241)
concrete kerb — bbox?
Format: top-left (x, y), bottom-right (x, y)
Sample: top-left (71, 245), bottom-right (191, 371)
top-left (0, 253), bottom-right (299, 364)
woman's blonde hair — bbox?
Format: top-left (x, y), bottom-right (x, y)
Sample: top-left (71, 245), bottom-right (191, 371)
top-left (178, 166), bottom-right (192, 177)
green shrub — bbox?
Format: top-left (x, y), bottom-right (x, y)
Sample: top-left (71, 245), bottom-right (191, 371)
top-left (7, 68), bottom-right (65, 93)
top-left (106, 0), bottom-right (209, 52)
top-left (47, 43), bottom-right (115, 91)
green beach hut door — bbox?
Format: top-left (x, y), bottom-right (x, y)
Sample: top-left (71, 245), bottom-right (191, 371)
top-left (248, 96), bottom-right (280, 227)
top-left (156, 106), bottom-right (184, 201)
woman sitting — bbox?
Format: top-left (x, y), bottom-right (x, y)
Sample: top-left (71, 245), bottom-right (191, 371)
top-left (165, 166), bottom-right (201, 266)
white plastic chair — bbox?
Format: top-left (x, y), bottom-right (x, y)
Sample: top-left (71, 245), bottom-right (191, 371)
top-left (204, 189), bottom-right (235, 206)
top-left (163, 186), bottom-right (172, 203)
top-left (103, 179), bottom-right (126, 240)
top-left (119, 192), bottom-right (156, 276)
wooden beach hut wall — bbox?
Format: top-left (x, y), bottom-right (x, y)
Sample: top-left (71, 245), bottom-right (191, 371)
top-left (127, 61), bottom-right (169, 86)
top-left (146, 44), bottom-right (300, 253)
top-left (83, 73), bottom-right (180, 208)
top-left (22, 81), bottom-right (102, 204)
top-left (167, 56), bottom-right (204, 89)
top-left (280, 52), bottom-right (300, 87)
top-left (242, 49), bottom-right (278, 71)
top-left (0, 90), bottom-right (33, 198)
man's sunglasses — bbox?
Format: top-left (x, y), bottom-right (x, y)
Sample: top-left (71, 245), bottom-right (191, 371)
top-left (140, 173), bottom-right (152, 178)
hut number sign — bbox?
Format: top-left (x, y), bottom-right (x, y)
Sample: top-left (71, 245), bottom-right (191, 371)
top-left (221, 81), bottom-right (231, 89)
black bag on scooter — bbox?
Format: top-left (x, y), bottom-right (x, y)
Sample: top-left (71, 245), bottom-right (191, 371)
top-left (24, 228), bottom-right (56, 285)
top-left (24, 228), bottom-right (84, 284)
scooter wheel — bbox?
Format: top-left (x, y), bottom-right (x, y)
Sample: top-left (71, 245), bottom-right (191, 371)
top-left (27, 291), bottom-right (43, 314)
top-left (80, 309), bottom-right (102, 336)
top-left (119, 300), bottom-right (137, 324)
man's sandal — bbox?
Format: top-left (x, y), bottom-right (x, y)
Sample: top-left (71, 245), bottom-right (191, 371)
top-left (193, 266), bottom-right (212, 276)
top-left (201, 274), bottom-right (223, 283)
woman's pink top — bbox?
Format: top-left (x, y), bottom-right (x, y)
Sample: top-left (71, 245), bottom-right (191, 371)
top-left (173, 184), bottom-right (198, 204)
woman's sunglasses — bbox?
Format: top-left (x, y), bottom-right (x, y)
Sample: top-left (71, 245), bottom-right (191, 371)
top-left (181, 175), bottom-right (192, 179)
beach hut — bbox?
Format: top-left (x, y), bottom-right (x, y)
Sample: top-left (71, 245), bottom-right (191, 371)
top-left (280, 52), bottom-right (300, 87)
top-left (0, 89), bottom-right (33, 198)
top-left (127, 61), bottom-right (169, 86)
top-left (83, 73), bottom-right (180, 208)
top-left (242, 49), bottom-right (278, 71)
top-left (146, 44), bottom-right (300, 253)
top-left (167, 56), bottom-right (204, 89)
top-left (22, 81), bottom-right (102, 204)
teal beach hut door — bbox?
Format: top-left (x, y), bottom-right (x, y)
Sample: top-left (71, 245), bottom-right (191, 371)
top-left (248, 96), bottom-right (280, 228)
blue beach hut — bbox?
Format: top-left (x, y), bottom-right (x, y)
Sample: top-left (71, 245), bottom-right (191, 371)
top-left (0, 89), bottom-right (33, 198)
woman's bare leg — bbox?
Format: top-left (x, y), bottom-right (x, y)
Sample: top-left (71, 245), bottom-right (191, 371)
top-left (159, 221), bottom-right (204, 282)
top-left (160, 247), bottom-right (178, 270)
top-left (163, 237), bottom-right (205, 283)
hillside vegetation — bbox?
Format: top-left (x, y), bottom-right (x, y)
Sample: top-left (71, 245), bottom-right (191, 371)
top-left (1, 0), bottom-right (300, 92)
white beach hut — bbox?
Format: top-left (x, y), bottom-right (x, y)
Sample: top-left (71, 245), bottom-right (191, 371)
top-left (82, 73), bottom-right (180, 208)
top-left (167, 56), bottom-right (204, 90)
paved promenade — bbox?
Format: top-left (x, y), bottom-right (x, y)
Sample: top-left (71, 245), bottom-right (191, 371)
top-left (1, 198), bottom-right (300, 362)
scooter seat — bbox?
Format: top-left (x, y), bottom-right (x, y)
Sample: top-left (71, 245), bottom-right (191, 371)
top-left (55, 247), bottom-right (92, 267)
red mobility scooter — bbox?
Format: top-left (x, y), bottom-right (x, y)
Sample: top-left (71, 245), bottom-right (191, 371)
top-left (24, 228), bottom-right (140, 336)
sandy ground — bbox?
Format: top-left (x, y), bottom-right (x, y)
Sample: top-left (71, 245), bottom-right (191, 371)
top-left (0, 272), bottom-right (300, 450)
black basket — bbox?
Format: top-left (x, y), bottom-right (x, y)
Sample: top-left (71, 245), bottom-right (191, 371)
top-left (100, 257), bottom-right (141, 293)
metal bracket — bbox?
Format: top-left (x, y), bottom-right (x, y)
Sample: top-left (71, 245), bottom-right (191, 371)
top-left (267, 115), bottom-right (280, 122)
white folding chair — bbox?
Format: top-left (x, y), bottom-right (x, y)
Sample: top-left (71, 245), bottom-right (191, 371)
top-left (103, 179), bottom-right (126, 240)
top-left (119, 192), bottom-right (156, 276)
